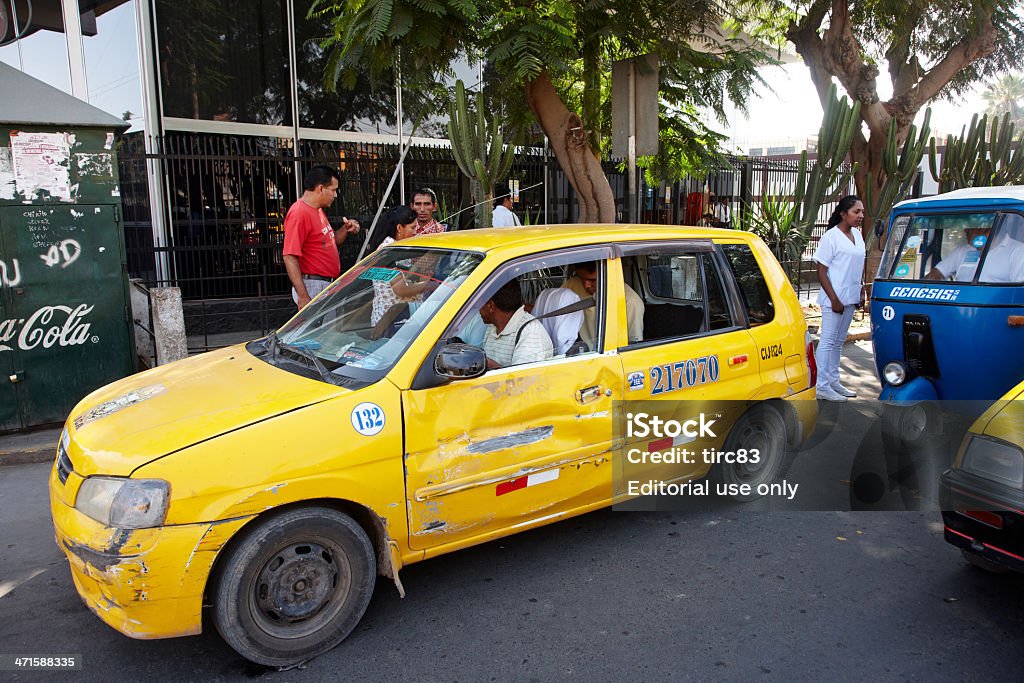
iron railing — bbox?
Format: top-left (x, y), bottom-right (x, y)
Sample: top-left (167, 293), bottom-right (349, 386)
top-left (117, 131), bottom-right (872, 351)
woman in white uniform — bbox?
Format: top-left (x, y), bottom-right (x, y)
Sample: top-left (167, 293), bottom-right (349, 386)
top-left (813, 195), bottom-right (865, 402)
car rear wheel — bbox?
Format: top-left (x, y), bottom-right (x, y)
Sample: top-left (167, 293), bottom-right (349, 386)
top-left (960, 549), bottom-right (1010, 575)
top-left (213, 507), bottom-right (376, 667)
top-left (711, 404), bottom-right (790, 501)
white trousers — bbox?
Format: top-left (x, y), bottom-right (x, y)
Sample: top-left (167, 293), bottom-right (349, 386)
top-left (815, 305), bottom-right (855, 389)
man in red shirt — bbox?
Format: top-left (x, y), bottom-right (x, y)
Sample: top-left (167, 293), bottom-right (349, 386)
top-left (410, 187), bottom-right (447, 235)
top-left (282, 165), bottom-right (360, 309)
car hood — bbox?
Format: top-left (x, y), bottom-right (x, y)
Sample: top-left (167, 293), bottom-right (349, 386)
top-left (64, 345), bottom-right (350, 477)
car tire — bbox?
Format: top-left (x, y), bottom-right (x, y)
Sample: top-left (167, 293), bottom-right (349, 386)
top-left (213, 507), bottom-right (376, 667)
top-left (961, 548), bottom-right (1011, 575)
top-left (711, 404), bottom-right (790, 501)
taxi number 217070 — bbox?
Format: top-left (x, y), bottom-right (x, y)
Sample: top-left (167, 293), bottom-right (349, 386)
top-left (649, 355), bottom-right (720, 395)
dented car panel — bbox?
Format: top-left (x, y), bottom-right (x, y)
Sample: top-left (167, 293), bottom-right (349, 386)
top-left (50, 465), bottom-right (252, 639)
top-left (403, 356), bottom-right (622, 551)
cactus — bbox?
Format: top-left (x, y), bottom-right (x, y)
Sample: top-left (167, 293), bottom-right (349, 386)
top-left (929, 112), bottom-right (1024, 192)
top-left (791, 83), bottom-right (860, 236)
top-left (864, 108), bottom-right (932, 251)
top-left (747, 83), bottom-right (860, 281)
top-left (447, 79), bottom-right (516, 228)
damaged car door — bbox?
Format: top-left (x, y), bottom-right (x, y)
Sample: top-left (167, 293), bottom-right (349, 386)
top-left (401, 248), bottom-right (623, 551)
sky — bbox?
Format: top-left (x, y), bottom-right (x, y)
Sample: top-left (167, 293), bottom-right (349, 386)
top-left (723, 61), bottom-right (990, 153)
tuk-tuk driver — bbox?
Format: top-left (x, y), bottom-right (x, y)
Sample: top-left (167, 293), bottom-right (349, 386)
top-left (926, 218), bottom-right (1024, 283)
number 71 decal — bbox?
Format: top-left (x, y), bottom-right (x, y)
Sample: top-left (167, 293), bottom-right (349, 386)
top-left (649, 355), bottom-right (720, 395)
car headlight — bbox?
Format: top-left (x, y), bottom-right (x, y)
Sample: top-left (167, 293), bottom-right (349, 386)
top-left (883, 361), bottom-right (907, 386)
top-left (76, 477), bottom-right (171, 529)
top-left (960, 435), bottom-right (1024, 488)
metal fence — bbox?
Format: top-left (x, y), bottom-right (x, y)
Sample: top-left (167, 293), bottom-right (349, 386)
top-left (117, 131), bottom-right (864, 351)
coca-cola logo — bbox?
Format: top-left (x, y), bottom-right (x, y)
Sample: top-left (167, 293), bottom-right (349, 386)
top-left (0, 304), bottom-right (96, 352)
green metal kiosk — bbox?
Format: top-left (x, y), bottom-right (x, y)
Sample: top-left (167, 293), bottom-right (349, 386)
top-left (0, 63), bottom-right (134, 431)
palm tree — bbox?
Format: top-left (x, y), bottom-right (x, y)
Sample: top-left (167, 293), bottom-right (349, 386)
top-left (982, 74), bottom-right (1024, 128)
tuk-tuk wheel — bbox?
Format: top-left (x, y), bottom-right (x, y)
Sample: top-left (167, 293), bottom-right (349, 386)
top-left (711, 404), bottom-right (790, 501)
top-left (213, 507), bottom-right (376, 667)
top-left (961, 549), bottom-right (1010, 575)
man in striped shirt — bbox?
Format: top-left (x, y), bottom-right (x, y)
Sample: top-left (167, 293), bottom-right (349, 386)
top-left (480, 280), bottom-right (553, 369)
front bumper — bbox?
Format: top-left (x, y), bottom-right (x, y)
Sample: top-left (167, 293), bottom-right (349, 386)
top-left (941, 468), bottom-right (1024, 574)
top-left (49, 465), bottom-right (252, 639)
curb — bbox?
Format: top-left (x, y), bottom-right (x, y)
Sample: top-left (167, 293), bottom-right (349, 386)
top-left (846, 330), bottom-right (872, 342)
top-left (0, 448), bottom-right (55, 467)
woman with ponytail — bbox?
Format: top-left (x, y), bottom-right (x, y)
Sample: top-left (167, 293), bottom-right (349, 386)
top-left (813, 195), bottom-right (865, 402)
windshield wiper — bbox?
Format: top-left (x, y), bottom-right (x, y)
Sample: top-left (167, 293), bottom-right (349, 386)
top-left (277, 339), bottom-right (338, 385)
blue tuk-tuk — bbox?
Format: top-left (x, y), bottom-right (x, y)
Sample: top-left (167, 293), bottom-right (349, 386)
top-left (872, 187), bottom-right (1024, 404)
top-left (854, 188), bottom-right (1024, 510)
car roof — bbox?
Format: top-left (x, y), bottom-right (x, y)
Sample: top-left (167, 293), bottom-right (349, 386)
top-left (396, 224), bottom-right (750, 254)
top-left (894, 186), bottom-right (1024, 212)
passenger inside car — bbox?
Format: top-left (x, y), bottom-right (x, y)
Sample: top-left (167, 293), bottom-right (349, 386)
top-left (532, 287), bottom-right (585, 355)
top-left (565, 260), bottom-right (644, 347)
top-left (479, 279), bottom-right (554, 369)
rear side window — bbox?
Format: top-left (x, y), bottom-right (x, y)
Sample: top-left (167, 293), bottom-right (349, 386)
top-left (721, 244), bottom-right (775, 326)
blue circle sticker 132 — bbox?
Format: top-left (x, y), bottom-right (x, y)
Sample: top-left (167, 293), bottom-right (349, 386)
top-left (351, 402), bottom-right (386, 436)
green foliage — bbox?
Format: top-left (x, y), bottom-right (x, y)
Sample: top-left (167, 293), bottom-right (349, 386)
top-left (314, 0), bottom-right (776, 183)
top-left (791, 84), bottom-right (859, 236)
top-left (929, 112), bottom-right (1024, 192)
top-left (864, 109), bottom-right (931, 251)
top-left (983, 74), bottom-right (1024, 129)
top-left (447, 79), bottom-right (517, 228)
top-left (742, 84), bottom-right (859, 280)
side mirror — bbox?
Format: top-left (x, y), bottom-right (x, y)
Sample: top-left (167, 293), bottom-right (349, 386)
top-left (435, 342), bottom-right (486, 380)
top-left (874, 219), bottom-right (885, 239)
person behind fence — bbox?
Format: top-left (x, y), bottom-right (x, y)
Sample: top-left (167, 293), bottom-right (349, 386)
top-left (813, 195), bottom-right (865, 402)
top-left (282, 165), bottom-right (360, 309)
top-left (369, 206), bottom-right (430, 327)
top-left (492, 183), bottom-right (522, 227)
top-left (410, 187), bottom-right (447, 235)
top-left (480, 280), bottom-right (553, 369)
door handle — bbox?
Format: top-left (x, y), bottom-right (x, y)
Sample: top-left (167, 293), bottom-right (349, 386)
top-left (575, 385), bottom-right (602, 403)
top-left (14, 288), bottom-right (25, 296)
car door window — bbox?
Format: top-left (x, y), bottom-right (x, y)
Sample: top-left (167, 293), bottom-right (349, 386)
top-left (721, 244), bottom-right (775, 326)
top-left (445, 254), bottom-right (609, 370)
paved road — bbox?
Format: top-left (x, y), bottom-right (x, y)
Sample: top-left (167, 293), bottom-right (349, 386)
top-left (3, 341), bottom-right (1023, 680)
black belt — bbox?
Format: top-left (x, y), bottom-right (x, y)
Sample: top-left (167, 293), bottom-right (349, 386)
top-left (303, 274), bottom-right (334, 283)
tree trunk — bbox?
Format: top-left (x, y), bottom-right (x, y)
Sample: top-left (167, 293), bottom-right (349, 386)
top-left (526, 71), bottom-right (616, 223)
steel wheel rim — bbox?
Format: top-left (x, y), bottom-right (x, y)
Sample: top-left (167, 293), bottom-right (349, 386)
top-left (730, 417), bottom-right (782, 485)
top-left (248, 539), bottom-right (353, 639)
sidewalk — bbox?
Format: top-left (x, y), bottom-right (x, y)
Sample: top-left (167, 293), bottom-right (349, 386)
top-left (0, 340), bottom-right (880, 468)
top-left (0, 425), bottom-right (62, 467)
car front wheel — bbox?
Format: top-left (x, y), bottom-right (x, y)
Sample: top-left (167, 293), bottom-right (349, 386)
top-left (213, 507), bottom-right (376, 667)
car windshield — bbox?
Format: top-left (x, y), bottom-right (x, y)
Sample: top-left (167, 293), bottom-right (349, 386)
top-left (251, 246), bottom-right (484, 384)
top-left (878, 212), bottom-right (1024, 283)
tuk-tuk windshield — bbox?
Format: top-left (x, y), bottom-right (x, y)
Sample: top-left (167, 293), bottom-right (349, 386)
top-left (878, 211), bottom-right (1024, 283)
top-left (255, 246), bottom-right (484, 384)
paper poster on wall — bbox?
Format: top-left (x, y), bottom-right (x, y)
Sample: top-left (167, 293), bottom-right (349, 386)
top-left (75, 153), bottom-right (114, 178)
top-left (0, 147), bottom-right (15, 200)
top-left (10, 131), bottom-right (72, 201)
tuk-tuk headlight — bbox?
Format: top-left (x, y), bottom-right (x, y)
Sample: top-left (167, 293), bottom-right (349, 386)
top-left (883, 361), bottom-right (908, 386)
top-left (960, 435), bottom-right (1024, 489)
top-left (76, 477), bottom-right (170, 529)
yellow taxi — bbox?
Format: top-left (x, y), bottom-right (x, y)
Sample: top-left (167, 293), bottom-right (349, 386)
top-left (49, 225), bottom-right (816, 666)
top-left (942, 379), bottom-right (1024, 573)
